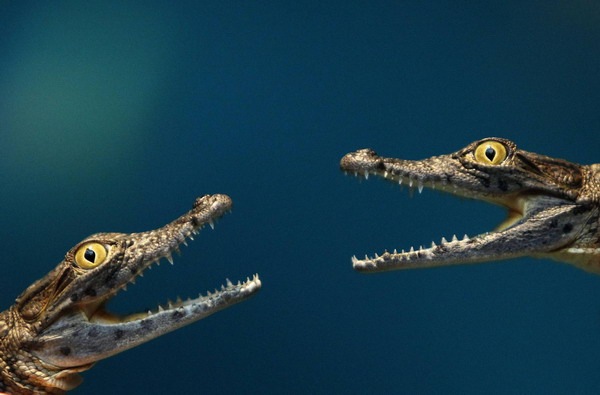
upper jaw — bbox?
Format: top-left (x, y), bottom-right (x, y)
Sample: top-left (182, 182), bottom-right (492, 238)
top-left (71, 194), bottom-right (235, 307)
top-left (341, 149), bottom-right (481, 198)
top-left (341, 149), bottom-right (536, 210)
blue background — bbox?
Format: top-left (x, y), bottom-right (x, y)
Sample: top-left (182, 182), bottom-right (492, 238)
top-left (1, 1), bottom-right (600, 394)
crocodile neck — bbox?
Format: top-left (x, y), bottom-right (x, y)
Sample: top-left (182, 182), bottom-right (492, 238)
top-left (0, 195), bottom-right (261, 394)
top-left (340, 137), bottom-right (600, 274)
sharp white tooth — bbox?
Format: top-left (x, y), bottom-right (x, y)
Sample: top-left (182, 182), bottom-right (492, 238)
top-left (365, 254), bottom-right (369, 260)
top-left (147, 310), bottom-right (152, 316)
top-left (351, 255), bottom-right (358, 264)
top-left (166, 254), bottom-right (174, 265)
top-left (398, 178), bottom-right (403, 185)
top-left (419, 245), bottom-right (423, 251)
top-left (441, 237), bottom-right (448, 244)
top-left (221, 284), bottom-right (225, 290)
top-left (431, 241), bottom-right (437, 248)
top-left (364, 171), bottom-right (369, 179)
top-left (409, 178), bottom-right (413, 188)
top-left (226, 278), bottom-right (233, 287)
top-left (452, 234), bottom-right (458, 242)
top-left (384, 171), bottom-right (389, 178)
top-left (209, 220), bottom-right (215, 229)
top-left (409, 247), bottom-right (414, 253)
top-left (189, 235), bottom-right (194, 241)
top-left (418, 184), bottom-right (423, 193)
top-left (237, 280), bottom-right (241, 286)
top-left (463, 234), bottom-right (470, 240)
top-left (374, 253), bottom-right (379, 258)
top-left (183, 240), bottom-right (188, 247)
top-left (122, 285), bottom-right (128, 291)
top-left (158, 305), bottom-right (164, 312)
top-left (401, 249), bottom-right (405, 254)
top-left (354, 172), bottom-right (358, 177)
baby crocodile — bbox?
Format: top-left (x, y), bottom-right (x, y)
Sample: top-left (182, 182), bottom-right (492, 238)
top-left (340, 137), bottom-right (599, 274)
top-left (0, 194), bottom-right (261, 394)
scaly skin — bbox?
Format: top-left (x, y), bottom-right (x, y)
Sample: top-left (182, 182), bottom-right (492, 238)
top-left (0, 194), bottom-right (261, 394)
top-left (340, 137), bottom-right (599, 273)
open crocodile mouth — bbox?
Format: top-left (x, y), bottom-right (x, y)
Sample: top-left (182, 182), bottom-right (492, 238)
top-left (83, 235), bottom-right (261, 326)
top-left (32, 194), bottom-right (261, 369)
top-left (340, 148), bottom-right (578, 273)
top-left (344, 165), bottom-right (523, 257)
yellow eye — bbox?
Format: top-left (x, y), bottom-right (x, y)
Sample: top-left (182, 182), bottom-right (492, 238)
top-left (75, 243), bottom-right (108, 269)
top-left (474, 141), bottom-right (508, 165)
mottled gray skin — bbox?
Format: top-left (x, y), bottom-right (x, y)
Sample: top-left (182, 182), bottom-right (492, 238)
top-left (340, 137), bottom-right (600, 273)
top-left (0, 194), bottom-right (261, 394)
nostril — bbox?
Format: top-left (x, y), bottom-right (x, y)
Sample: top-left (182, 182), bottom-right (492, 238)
top-left (358, 148), bottom-right (377, 157)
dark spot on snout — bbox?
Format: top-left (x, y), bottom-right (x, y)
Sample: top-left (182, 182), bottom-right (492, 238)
top-left (70, 293), bottom-right (79, 302)
top-left (562, 224), bottom-right (573, 233)
top-left (498, 179), bottom-right (508, 191)
top-left (85, 288), bottom-right (97, 297)
top-left (60, 346), bottom-right (71, 356)
top-left (140, 319), bottom-right (154, 329)
top-left (114, 329), bottom-right (124, 340)
top-left (171, 309), bottom-right (186, 320)
top-left (573, 206), bottom-right (589, 215)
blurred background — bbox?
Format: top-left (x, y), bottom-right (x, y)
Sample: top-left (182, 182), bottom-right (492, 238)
top-left (1, 1), bottom-right (599, 394)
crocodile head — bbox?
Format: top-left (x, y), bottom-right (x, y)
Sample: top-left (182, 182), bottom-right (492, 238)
top-left (340, 137), bottom-right (600, 274)
top-left (2, 194), bottom-right (261, 393)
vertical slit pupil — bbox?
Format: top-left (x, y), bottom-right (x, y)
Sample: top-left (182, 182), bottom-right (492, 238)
top-left (84, 248), bottom-right (96, 263)
top-left (485, 146), bottom-right (496, 161)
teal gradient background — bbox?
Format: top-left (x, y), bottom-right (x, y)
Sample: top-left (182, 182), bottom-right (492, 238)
top-left (1, 2), bottom-right (599, 394)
